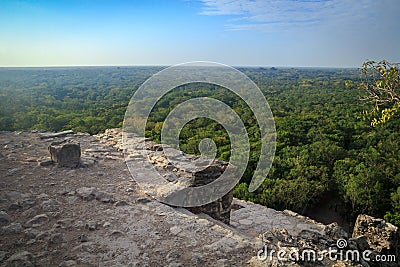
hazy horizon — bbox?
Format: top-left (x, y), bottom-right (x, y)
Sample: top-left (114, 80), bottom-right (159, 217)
top-left (1, 0), bottom-right (399, 68)
top-left (0, 64), bottom-right (359, 69)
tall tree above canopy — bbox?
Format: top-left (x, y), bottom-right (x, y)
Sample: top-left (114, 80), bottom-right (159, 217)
top-left (356, 60), bottom-right (400, 125)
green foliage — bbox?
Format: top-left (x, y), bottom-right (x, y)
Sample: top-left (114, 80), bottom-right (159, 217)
top-left (384, 187), bottom-right (400, 227)
top-left (0, 67), bottom-right (158, 133)
top-left (356, 60), bottom-right (400, 126)
top-left (1, 66), bottom-right (400, 225)
top-left (233, 183), bottom-right (257, 202)
top-left (384, 212), bottom-right (400, 227)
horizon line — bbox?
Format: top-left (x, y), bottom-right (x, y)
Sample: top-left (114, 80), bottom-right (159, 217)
top-left (0, 64), bottom-right (359, 69)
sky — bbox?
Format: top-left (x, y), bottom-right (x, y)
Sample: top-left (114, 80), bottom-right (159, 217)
top-left (0, 0), bottom-right (399, 67)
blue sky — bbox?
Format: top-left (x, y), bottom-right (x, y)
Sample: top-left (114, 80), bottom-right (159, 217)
top-left (0, 0), bottom-right (399, 67)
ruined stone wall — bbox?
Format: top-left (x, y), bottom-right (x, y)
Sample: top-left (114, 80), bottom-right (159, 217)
top-left (2, 129), bottom-right (399, 266)
top-left (96, 128), bottom-right (234, 224)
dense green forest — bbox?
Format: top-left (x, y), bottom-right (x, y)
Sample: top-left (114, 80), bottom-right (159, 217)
top-left (1, 66), bottom-right (399, 228)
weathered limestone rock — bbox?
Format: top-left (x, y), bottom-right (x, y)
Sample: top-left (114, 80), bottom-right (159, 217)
top-left (250, 227), bottom-right (364, 267)
top-left (352, 214), bottom-right (399, 258)
top-left (324, 222), bottom-right (349, 240)
top-left (39, 130), bottom-right (74, 139)
top-left (1, 222), bottom-right (23, 234)
top-left (26, 214), bottom-right (49, 227)
top-left (97, 128), bottom-right (235, 224)
top-left (6, 128), bottom-right (400, 266)
top-left (75, 187), bottom-right (115, 203)
top-left (48, 140), bottom-right (81, 167)
top-left (5, 251), bottom-right (34, 267)
top-left (37, 158), bottom-right (54, 167)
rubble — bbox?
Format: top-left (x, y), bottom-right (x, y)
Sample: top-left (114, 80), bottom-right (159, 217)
top-left (0, 129), bottom-right (398, 266)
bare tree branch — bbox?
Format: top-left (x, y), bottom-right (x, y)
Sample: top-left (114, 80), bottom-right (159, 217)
top-left (357, 60), bottom-right (400, 125)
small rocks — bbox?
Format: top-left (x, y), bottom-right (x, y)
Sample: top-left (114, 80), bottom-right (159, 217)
top-left (41, 199), bottom-right (61, 212)
top-left (38, 159), bottom-right (54, 167)
top-left (0, 251), bottom-right (9, 262)
top-left (191, 254), bottom-right (204, 265)
top-left (0, 211), bottom-right (11, 226)
top-left (22, 208), bottom-right (36, 218)
top-left (36, 231), bottom-right (49, 241)
top-left (110, 230), bottom-right (125, 238)
top-left (85, 220), bottom-right (99, 231)
top-left (59, 260), bottom-right (77, 267)
top-left (94, 190), bottom-right (115, 203)
top-left (2, 222), bottom-right (23, 234)
top-left (4, 128), bottom-right (374, 266)
top-left (52, 223), bottom-right (62, 230)
top-left (168, 263), bottom-right (182, 267)
top-left (205, 237), bottom-right (240, 252)
top-left (72, 242), bottom-right (98, 253)
top-left (7, 167), bottom-right (23, 175)
top-left (5, 251), bottom-right (34, 267)
top-left (79, 157), bottom-right (96, 168)
top-left (48, 233), bottom-right (64, 244)
top-left (166, 251), bottom-right (181, 262)
top-left (21, 196), bottom-right (36, 210)
top-left (136, 197), bottom-right (151, 204)
top-left (170, 226), bottom-right (182, 235)
top-left (75, 187), bottom-right (97, 201)
top-left (36, 193), bottom-right (50, 200)
top-left (75, 187), bottom-right (115, 203)
top-left (216, 258), bottom-right (229, 267)
top-left (25, 157), bottom-right (37, 162)
top-left (7, 202), bottom-right (22, 211)
top-left (23, 228), bottom-right (41, 239)
top-left (26, 213), bottom-right (49, 227)
top-left (56, 218), bottom-right (73, 228)
top-left (164, 172), bottom-right (179, 183)
top-left (79, 234), bottom-right (89, 242)
top-left (73, 220), bottom-right (85, 229)
top-left (114, 200), bottom-right (129, 207)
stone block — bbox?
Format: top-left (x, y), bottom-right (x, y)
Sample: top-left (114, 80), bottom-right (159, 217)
top-left (352, 214), bottom-right (399, 258)
top-left (48, 140), bottom-right (81, 167)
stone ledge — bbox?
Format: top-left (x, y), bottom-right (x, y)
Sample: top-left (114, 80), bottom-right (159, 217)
top-left (96, 128), bottom-right (235, 224)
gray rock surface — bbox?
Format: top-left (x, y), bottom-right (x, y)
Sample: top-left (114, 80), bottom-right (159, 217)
top-left (48, 139), bottom-right (81, 167)
top-left (1, 222), bottom-right (22, 234)
top-left (98, 128), bottom-right (234, 224)
top-left (39, 130), bottom-right (74, 139)
top-left (26, 214), bottom-right (49, 227)
top-left (0, 211), bottom-right (11, 226)
top-left (1, 129), bottom-right (398, 266)
top-left (353, 214), bottom-right (399, 258)
top-left (4, 251), bottom-right (34, 267)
